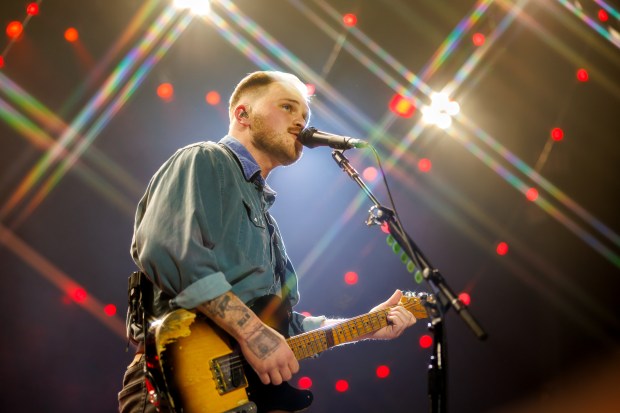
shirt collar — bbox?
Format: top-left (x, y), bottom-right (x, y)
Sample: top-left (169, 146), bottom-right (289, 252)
top-left (219, 135), bottom-right (277, 206)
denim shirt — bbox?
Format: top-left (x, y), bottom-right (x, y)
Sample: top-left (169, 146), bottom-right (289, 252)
top-left (131, 135), bottom-right (324, 335)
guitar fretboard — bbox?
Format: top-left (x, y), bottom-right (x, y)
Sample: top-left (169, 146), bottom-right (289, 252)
top-left (287, 299), bottom-right (427, 361)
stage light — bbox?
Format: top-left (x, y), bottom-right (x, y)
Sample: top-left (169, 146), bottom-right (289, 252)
top-left (335, 379), bottom-right (349, 392)
top-left (362, 166), bottom-right (378, 182)
top-left (576, 68), bottom-right (589, 82)
top-left (380, 222), bottom-right (390, 234)
top-left (418, 158), bottom-right (432, 173)
top-left (526, 188), bottom-right (539, 201)
top-left (376, 365), bottom-right (390, 378)
top-left (0, 56), bottom-right (4, 68)
top-left (298, 376), bottom-right (313, 390)
top-left (472, 32), bottom-right (485, 46)
top-left (551, 127), bottom-right (564, 141)
top-left (458, 292), bottom-right (471, 306)
top-left (6, 21), bottom-right (23, 39)
top-left (300, 311), bottom-right (312, 317)
top-left (343, 13), bottom-right (357, 27)
top-left (205, 90), bottom-right (220, 105)
top-left (71, 287), bottom-right (88, 303)
top-left (496, 241), bottom-right (509, 256)
top-left (421, 92), bottom-right (459, 129)
top-left (157, 83), bottom-right (174, 101)
top-left (64, 27), bottom-right (79, 42)
top-left (419, 334), bottom-right (433, 348)
top-left (305, 83), bottom-right (316, 96)
top-left (26, 3), bottom-right (39, 16)
top-left (173, 0), bottom-right (211, 15)
top-left (104, 304), bottom-right (117, 316)
top-left (389, 93), bottom-right (415, 118)
top-left (598, 9), bottom-right (609, 22)
top-left (344, 271), bottom-right (358, 285)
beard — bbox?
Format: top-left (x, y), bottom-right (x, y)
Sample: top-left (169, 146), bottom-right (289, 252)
top-left (250, 113), bottom-right (303, 166)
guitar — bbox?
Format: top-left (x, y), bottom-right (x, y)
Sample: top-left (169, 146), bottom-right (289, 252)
top-left (144, 292), bottom-right (432, 413)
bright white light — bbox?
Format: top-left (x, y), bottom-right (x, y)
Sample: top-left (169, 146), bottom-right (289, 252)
top-left (173, 0), bottom-right (211, 15)
top-left (422, 92), bottom-right (460, 129)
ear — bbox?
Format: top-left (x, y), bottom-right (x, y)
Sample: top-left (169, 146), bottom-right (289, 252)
top-left (234, 105), bottom-right (250, 125)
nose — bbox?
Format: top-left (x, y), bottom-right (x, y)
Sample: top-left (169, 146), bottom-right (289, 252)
top-left (294, 117), bottom-right (305, 129)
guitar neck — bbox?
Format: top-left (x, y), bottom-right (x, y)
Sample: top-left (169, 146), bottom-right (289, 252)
top-left (286, 308), bottom-right (393, 361)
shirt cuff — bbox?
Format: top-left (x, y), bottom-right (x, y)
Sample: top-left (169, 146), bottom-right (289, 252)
top-left (302, 315), bottom-right (327, 332)
top-left (170, 271), bottom-right (232, 309)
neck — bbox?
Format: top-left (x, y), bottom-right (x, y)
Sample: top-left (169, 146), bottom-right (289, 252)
top-left (229, 131), bottom-right (278, 179)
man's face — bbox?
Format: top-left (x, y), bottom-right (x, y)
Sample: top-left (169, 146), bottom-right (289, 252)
top-left (249, 81), bottom-right (309, 166)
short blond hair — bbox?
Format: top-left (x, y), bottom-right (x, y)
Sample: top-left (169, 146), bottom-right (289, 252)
top-left (228, 71), bottom-right (309, 117)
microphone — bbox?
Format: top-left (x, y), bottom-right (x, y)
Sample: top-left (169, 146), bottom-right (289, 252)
top-left (298, 127), bottom-right (369, 149)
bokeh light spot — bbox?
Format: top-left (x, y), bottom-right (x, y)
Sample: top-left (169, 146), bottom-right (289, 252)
top-left (576, 68), bottom-right (589, 82)
top-left (104, 304), bottom-right (117, 316)
top-left (418, 158), bottom-right (432, 173)
top-left (496, 241), bottom-right (509, 256)
top-left (71, 287), bottom-right (88, 303)
top-left (472, 32), bottom-right (485, 46)
top-left (335, 379), bottom-right (349, 392)
top-left (65, 27), bottom-right (79, 42)
top-left (526, 188), bottom-right (539, 202)
top-left (205, 90), bottom-right (220, 105)
top-left (157, 83), bottom-right (174, 102)
top-left (551, 127), bottom-right (564, 141)
top-left (362, 166), bottom-right (378, 182)
top-left (298, 376), bottom-right (313, 389)
top-left (419, 334), bottom-right (433, 348)
top-left (344, 271), bottom-right (358, 285)
top-left (389, 94), bottom-right (415, 118)
top-left (376, 365), bottom-right (390, 378)
top-left (458, 292), bottom-right (471, 306)
top-left (26, 3), bottom-right (40, 16)
top-left (306, 83), bottom-right (316, 96)
top-left (598, 9), bottom-right (609, 22)
top-left (343, 13), bottom-right (357, 27)
top-left (6, 21), bottom-right (23, 39)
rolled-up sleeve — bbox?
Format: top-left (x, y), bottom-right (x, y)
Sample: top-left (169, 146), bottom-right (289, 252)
top-left (131, 145), bottom-right (231, 309)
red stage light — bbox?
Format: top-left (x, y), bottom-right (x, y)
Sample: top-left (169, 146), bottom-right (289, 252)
top-left (335, 379), bottom-right (349, 392)
top-left (104, 304), bottom-right (117, 316)
top-left (26, 3), bottom-right (40, 16)
top-left (376, 365), bottom-right (390, 378)
top-left (362, 166), bottom-right (378, 182)
top-left (551, 127), bottom-right (564, 141)
top-left (418, 158), bottom-right (432, 173)
top-left (298, 376), bottom-right (313, 390)
top-left (598, 9), bottom-right (609, 22)
top-left (576, 68), bottom-right (589, 82)
top-left (496, 242), bottom-right (509, 256)
top-left (389, 93), bottom-right (415, 118)
top-left (157, 83), bottom-right (174, 101)
top-left (458, 292), bottom-right (471, 306)
top-left (343, 13), bottom-right (357, 27)
top-left (205, 91), bottom-right (220, 105)
top-left (419, 334), bottom-right (433, 348)
top-left (72, 287), bottom-right (88, 303)
top-left (380, 222), bottom-right (390, 234)
top-left (472, 32), bottom-right (485, 46)
top-left (0, 56), bottom-right (4, 69)
top-left (526, 187), bottom-right (539, 201)
top-left (305, 83), bottom-right (316, 96)
top-left (65, 27), bottom-right (79, 42)
top-left (300, 311), bottom-right (312, 317)
top-left (6, 21), bottom-right (23, 39)
top-left (344, 271), bottom-right (359, 285)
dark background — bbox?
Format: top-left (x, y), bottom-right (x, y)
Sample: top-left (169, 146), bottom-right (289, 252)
top-left (1, 0), bottom-right (619, 412)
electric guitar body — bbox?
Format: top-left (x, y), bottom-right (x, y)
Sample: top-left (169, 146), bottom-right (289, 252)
top-left (144, 293), bottom-right (431, 413)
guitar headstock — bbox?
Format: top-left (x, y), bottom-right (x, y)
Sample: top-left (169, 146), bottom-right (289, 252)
top-left (399, 291), bottom-right (436, 320)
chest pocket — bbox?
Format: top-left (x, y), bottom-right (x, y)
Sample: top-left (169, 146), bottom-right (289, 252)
top-left (243, 199), bottom-right (266, 229)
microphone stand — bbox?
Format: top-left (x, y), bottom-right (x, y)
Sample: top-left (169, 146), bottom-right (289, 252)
top-left (331, 150), bottom-right (487, 413)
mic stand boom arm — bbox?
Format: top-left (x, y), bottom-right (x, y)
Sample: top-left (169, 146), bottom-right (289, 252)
top-left (331, 150), bottom-right (487, 413)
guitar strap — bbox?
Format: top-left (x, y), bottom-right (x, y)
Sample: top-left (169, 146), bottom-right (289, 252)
top-left (125, 270), bottom-right (153, 347)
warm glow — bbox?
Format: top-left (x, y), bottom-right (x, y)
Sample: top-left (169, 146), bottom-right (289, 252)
top-left (305, 83), bottom-right (316, 96)
top-left (362, 166), bottom-right (378, 182)
top-left (376, 365), bottom-right (390, 378)
top-left (389, 94), bottom-right (415, 118)
top-left (576, 68), bottom-right (589, 82)
top-left (104, 304), bottom-right (117, 316)
top-left (157, 83), bottom-right (174, 101)
top-left (472, 32), bottom-right (485, 46)
top-left (496, 242), bottom-right (509, 256)
top-left (205, 91), bottom-right (220, 105)
top-left (343, 13), bottom-right (357, 27)
top-left (65, 27), bottom-right (79, 42)
top-left (419, 335), bottom-right (433, 348)
top-left (458, 292), bottom-right (471, 306)
top-left (71, 287), bottom-right (88, 303)
top-left (551, 127), bottom-right (564, 141)
top-left (418, 158), bottom-right (432, 173)
top-left (0, 56), bottom-right (4, 69)
top-left (173, 0), bottom-right (211, 15)
top-left (335, 379), bottom-right (349, 392)
top-left (26, 3), bottom-right (40, 16)
top-left (344, 271), bottom-right (359, 285)
top-left (298, 376), bottom-right (313, 389)
top-left (6, 21), bottom-right (23, 39)
top-left (526, 188), bottom-right (539, 201)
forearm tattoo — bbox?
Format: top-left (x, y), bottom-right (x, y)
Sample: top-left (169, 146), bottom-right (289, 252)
top-left (203, 293), bottom-right (252, 328)
top-left (246, 325), bottom-right (280, 360)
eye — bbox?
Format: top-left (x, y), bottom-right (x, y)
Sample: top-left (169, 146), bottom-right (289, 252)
top-left (282, 104), bottom-right (292, 111)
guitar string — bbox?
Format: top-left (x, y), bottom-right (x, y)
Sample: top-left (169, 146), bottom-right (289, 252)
top-left (208, 299), bottom-right (424, 371)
